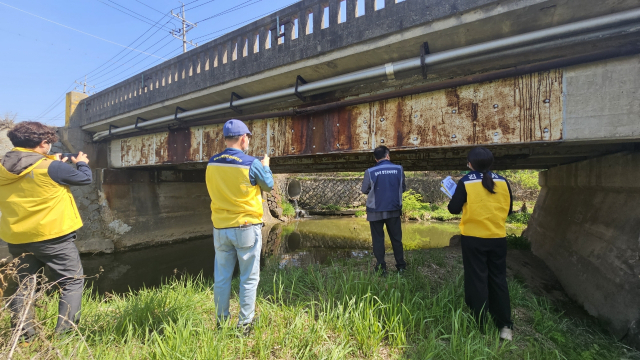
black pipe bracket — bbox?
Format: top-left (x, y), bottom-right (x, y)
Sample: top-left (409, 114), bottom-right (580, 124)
top-left (294, 75), bottom-right (308, 102)
top-left (174, 107), bottom-right (188, 123)
top-left (108, 124), bottom-right (119, 136)
top-left (420, 42), bottom-right (430, 79)
top-left (134, 117), bottom-right (147, 129)
top-left (230, 92), bottom-right (243, 114)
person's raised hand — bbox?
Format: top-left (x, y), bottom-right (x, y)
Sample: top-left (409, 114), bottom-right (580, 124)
top-left (261, 154), bottom-right (270, 167)
top-left (71, 152), bottom-right (89, 164)
top-left (53, 153), bottom-right (68, 162)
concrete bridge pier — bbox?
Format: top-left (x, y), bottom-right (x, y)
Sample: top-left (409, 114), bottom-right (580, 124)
top-left (526, 150), bottom-right (640, 348)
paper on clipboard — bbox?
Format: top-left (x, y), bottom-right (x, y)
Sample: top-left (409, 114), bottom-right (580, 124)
top-left (440, 176), bottom-right (457, 199)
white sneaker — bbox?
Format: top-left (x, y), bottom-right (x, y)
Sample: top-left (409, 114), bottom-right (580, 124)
top-left (500, 326), bottom-right (513, 341)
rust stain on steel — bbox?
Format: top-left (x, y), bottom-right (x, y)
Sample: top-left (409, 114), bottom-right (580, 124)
top-left (166, 128), bottom-right (191, 163)
top-left (115, 70), bottom-right (563, 167)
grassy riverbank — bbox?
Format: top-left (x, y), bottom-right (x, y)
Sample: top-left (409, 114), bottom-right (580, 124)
top-left (2, 249), bottom-right (637, 359)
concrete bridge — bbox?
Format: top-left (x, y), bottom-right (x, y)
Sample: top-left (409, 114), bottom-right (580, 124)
top-left (56, 0), bottom-right (640, 348)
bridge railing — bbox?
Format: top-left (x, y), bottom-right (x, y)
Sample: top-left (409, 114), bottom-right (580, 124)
top-left (75, 0), bottom-right (494, 127)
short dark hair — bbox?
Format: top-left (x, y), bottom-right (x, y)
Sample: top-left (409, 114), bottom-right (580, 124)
top-left (7, 121), bottom-right (58, 148)
top-left (224, 135), bottom-right (242, 142)
top-left (373, 145), bottom-right (390, 160)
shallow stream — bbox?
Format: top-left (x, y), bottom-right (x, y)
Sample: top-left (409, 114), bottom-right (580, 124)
top-left (79, 217), bottom-right (519, 294)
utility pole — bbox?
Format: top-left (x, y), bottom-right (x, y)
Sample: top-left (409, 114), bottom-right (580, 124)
top-left (171, 2), bottom-right (197, 53)
top-left (74, 75), bottom-right (95, 94)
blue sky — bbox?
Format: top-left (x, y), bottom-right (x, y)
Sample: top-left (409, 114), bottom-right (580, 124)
top-left (0, 0), bottom-right (299, 126)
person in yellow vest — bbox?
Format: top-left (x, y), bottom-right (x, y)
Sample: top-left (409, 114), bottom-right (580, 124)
top-left (205, 119), bottom-right (273, 335)
top-left (0, 121), bottom-right (92, 340)
top-left (447, 147), bottom-right (514, 341)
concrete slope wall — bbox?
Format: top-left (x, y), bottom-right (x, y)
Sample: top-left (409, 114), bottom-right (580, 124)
top-left (527, 151), bottom-right (640, 348)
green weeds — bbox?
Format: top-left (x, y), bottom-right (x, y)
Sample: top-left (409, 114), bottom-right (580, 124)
top-left (402, 190), bottom-right (460, 222)
top-left (281, 200), bottom-right (296, 217)
top-left (1, 252), bottom-right (637, 359)
top-left (506, 233), bottom-right (532, 250)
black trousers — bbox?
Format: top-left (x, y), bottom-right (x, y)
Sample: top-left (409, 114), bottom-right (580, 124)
top-left (460, 235), bottom-right (513, 329)
top-left (369, 217), bottom-right (406, 270)
top-left (7, 233), bottom-right (84, 337)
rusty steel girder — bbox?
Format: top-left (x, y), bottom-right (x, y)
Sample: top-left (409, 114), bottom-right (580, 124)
top-left (111, 70), bottom-right (563, 168)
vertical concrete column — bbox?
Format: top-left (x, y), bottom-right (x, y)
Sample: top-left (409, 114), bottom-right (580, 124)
top-left (257, 27), bottom-right (267, 54)
top-left (284, 16), bottom-right (294, 48)
top-left (527, 151), bottom-right (640, 349)
top-left (346, 0), bottom-right (357, 21)
top-left (329, 0), bottom-right (340, 27)
top-left (298, 8), bottom-right (308, 39)
top-left (246, 32), bottom-right (255, 59)
top-left (312, 3), bottom-right (323, 32)
top-left (365, 0), bottom-right (375, 14)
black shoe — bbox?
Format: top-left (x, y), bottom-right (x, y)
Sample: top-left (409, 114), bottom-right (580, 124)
top-left (397, 268), bottom-right (407, 275)
top-left (379, 269), bottom-right (388, 277)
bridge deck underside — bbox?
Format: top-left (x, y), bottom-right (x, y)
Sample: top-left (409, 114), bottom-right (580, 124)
top-left (111, 70), bottom-right (577, 171)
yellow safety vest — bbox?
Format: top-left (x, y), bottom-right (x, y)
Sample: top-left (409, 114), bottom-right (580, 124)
top-left (0, 150), bottom-right (83, 244)
top-left (205, 149), bottom-right (263, 229)
top-left (460, 178), bottom-right (511, 238)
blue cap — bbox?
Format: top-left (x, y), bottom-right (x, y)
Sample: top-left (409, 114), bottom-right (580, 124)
top-left (223, 119), bottom-right (252, 137)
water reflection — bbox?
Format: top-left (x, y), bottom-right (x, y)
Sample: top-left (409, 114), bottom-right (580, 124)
top-left (59, 218), bottom-right (514, 294)
top-left (268, 218), bottom-right (463, 268)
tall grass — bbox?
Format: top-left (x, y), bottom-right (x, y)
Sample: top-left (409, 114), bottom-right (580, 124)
top-left (1, 251), bottom-right (637, 359)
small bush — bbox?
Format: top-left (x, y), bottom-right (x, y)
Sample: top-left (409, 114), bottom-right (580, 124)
top-left (507, 211), bottom-right (531, 225)
top-left (281, 201), bottom-right (295, 217)
top-left (495, 170), bottom-right (541, 191)
top-left (355, 210), bottom-right (366, 217)
top-left (506, 233), bottom-right (531, 250)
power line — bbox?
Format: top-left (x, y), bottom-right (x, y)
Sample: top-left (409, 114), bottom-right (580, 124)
top-left (88, 18), bottom-right (174, 82)
top-left (92, 0), bottom-right (174, 31)
top-left (33, 82), bottom-right (76, 121)
top-left (193, 0), bottom-right (299, 41)
top-left (194, 0), bottom-right (263, 24)
top-left (173, 0), bottom-right (201, 11)
top-left (134, 0), bottom-right (181, 24)
top-left (92, 36), bottom-right (177, 86)
top-left (97, 44), bottom-right (184, 90)
top-left (26, 12), bottom-right (172, 120)
top-left (186, 0), bottom-right (216, 11)
top-left (0, 1), bottom-right (169, 60)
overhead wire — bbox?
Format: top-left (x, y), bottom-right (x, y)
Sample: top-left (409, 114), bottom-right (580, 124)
top-left (134, 0), bottom-right (182, 24)
top-left (92, 0), bottom-right (174, 31)
top-left (193, 0), bottom-right (300, 42)
top-left (0, 1), bottom-right (168, 59)
top-left (98, 43), bottom-right (185, 90)
top-left (185, 0), bottom-right (216, 11)
top-left (194, 0), bottom-right (263, 24)
top-left (93, 35), bottom-right (177, 87)
top-left (88, 18), bottom-right (175, 84)
top-left (33, 83), bottom-right (76, 121)
top-left (172, 0), bottom-right (201, 11)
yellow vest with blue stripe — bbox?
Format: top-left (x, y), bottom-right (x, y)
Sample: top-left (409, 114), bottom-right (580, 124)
top-left (0, 149), bottom-right (83, 244)
top-left (459, 172), bottom-right (511, 238)
top-left (205, 148), bottom-right (264, 229)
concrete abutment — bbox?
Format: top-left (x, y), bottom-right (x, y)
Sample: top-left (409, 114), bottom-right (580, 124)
top-left (527, 150), bottom-right (640, 348)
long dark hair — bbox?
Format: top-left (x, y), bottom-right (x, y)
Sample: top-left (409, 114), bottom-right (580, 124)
top-left (467, 147), bottom-right (496, 194)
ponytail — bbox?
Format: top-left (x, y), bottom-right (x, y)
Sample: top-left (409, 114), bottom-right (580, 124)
top-left (467, 147), bottom-right (497, 194)
top-left (481, 171), bottom-right (496, 194)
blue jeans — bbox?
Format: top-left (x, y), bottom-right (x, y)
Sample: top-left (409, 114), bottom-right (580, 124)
top-left (213, 224), bottom-right (262, 325)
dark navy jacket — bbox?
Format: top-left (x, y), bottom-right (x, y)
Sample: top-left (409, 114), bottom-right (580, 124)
top-left (361, 160), bottom-right (406, 213)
